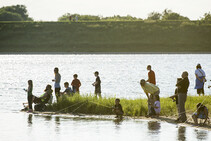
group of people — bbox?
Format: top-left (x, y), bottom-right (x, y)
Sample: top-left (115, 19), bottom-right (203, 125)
top-left (24, 67), bottom-right (101, 111)
top-left (140, 64), bottom-right (209, 125)
top-left (23, 64), bottom-right (209, 124)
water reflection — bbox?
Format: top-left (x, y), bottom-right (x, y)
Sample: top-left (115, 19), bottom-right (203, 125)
top-left (148, 121), bottom-right (161, 133)
top-left (195, 129), bottom-right (208, 140)
top-left (27, 114), bottom-right (33, 126)
top-left (113, 118), bottom-right (123, 125)
top-left (177, 126), bottom-right (186, 141)
top-left (44, 115), bottom-right (52, 121)
top-left (55, 116), bottom-right (60, 133)
top-left (55, 116), bottom-right (60, 125)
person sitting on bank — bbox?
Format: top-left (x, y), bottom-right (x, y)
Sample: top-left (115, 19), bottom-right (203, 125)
top-left (71, 74), bottom-right (81, 94)
top-left (112, 98), bottom-right (124, 119)
top-left (60, 82), bottom-right (73, 96)
top-left (140, 79), bottom-right (160, 117)
top-left (151, 95), bottom-right (161, 117)
top-left (146, 65), bottom-right (156, 85)
top-left (176, 71), bottom-right (189, 123)
top-left (192, 103), bottom-right (208, 125)
top-left (33, 85), bottom-right (53, 111)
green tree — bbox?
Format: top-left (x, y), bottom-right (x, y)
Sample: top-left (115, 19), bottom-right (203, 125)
top-left (147, 12), bottom-right (162, 20)
top-left (102, 15), bottom-right (141, 21)
top-left (0, 5), bottom-right (33, 21)
top-left (58, 13), bottom-right (101, 22)
top-left (201, 12), bottom-right (211, 21)
top-left (0, 10), bottom-right (23, 21)
top-left (162, 9), bottom-right (189, 21)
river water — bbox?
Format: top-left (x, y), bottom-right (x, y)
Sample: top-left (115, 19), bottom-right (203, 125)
top-left (0, 54), bottom-right (211, 141)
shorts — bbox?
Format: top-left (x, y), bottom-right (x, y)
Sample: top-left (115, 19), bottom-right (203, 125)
top-left (194, 113), bottom-right (206, 119)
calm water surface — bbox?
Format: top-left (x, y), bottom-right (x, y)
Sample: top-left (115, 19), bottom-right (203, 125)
top-left (0, 54), bottom-right (211, 141)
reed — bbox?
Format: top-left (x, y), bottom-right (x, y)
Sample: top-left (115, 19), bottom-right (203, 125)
top-left (47, 94), bottom-right (211, 117)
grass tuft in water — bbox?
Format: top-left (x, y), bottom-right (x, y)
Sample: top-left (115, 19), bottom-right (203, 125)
top-left (47, 94), bottom-right (211, 117)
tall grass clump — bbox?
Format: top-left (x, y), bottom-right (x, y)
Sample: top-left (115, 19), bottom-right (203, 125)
top-left (47, 94), bottom-right (211, 117)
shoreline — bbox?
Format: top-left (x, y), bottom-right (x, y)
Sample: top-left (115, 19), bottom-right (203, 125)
top-left (1, 52), bottom-right (211, 55)
top-left (29, 111), bottom-right (211, 131)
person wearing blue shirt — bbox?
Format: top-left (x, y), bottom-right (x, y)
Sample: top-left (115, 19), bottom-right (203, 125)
top-left (52, 67), bottom-right (61, 102)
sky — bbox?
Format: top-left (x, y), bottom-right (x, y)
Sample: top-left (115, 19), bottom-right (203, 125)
top-left (0, 0), bottom-right (211, 21)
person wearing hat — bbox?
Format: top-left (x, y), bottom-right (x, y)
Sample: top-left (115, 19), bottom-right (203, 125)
top-left (140, 79), bottom-right (160, 117)
top-left (194, 64), bottom-right (206, 96)
top-left (92, 71), bottom-right (101, 98)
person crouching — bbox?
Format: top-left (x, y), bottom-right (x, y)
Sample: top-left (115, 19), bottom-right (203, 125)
top-left (112, 98), bottom-right (124, 119)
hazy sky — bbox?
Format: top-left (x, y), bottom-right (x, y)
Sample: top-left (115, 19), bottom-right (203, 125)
top-left (1, 0), bottom-right (211, 21)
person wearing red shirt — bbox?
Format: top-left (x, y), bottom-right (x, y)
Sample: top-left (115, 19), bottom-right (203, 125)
top-left (71, 74), bottom-right (81, 94)
top-left (147, 65), bottom-right (156, 85)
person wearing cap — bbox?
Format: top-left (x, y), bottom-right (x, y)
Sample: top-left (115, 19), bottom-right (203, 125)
top-left (146, 65), bottom-right (156, 85)
top-left (176, 71), bottom-right (189, 123)
top-left (92, 71), bottom-right (101, 98)
top-left (140, 79), bottom-right (160, 117)
top-left (194, 64), bottom-right (206, 96)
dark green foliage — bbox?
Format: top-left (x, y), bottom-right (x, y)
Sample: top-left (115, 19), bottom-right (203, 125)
top-left (201, 12), bottom-right (211, 21)
top-left (162, 9), bottom-right (189, 21)
top-left (58, 13), bottom-right (101, 22)
top-left (58, 13), bottom-right (142, 22)
top-left (147, 12), bottom-right (162, 20)
top-left (0, 11), bottom-right (23, 21)
top-left (0, 5), bottom-right (33, 21)
top-left (102, 15), bottom-right (142, 21)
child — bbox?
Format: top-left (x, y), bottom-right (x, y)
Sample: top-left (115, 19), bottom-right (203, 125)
top-left (192, 103), bottom-right (208, 125)
top-left (112, 98), bottom-right (124, 119)
top-left (152, 95), bottom-right (161, 117)
top-left (92, 71), bottom-right (101, 98)
top-left (24, 80), bottom-right (33, 112)
top-left (71, 74), bottom-right (81, 93)
top-left (61, 82), bottom-right (73, 96)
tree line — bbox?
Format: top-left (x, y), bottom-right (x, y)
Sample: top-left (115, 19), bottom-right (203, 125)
top-left (0, 5), bottom-right (210, 22)
top-left (58, 9), bottom-right (211, 22)
top-left (0, 5), bottom-right (33, 21)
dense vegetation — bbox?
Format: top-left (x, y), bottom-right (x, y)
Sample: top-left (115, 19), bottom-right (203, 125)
top-left (47, 94), bottom-right (211, 117)
top-left (0, 5), bottom-right (33, 21)
top-left (58, 9), bottom-right (211, 22)
top-left (0, 20), bottom-right (211, 53)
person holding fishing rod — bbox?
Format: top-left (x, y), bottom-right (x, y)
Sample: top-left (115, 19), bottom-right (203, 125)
top-left (23, 80), bottom-right (33, 112)
top-left (176, 71), bottom-right (189, 123)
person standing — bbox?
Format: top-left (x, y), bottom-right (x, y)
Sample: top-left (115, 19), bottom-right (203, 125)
top-left (92, 71), bottom-right (101, 98)
top-left (194, 64), bottom-right (206, 96)
top-left (140, 79), bottom-right (160, 117)
top-left (71, 74), bottom-right (81, 94)
top-left (24, 80), bottom-right (33, 112)
top-left (176, 71), bottom-right (189, 123)
top-left (146, 65), bottom-right (156, 85)
top-left (52, 67), bottom-right (61, 102)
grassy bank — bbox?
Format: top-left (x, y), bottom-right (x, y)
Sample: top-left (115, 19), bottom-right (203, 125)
top-left (0, 21), bottom-right (211, 53)
top-left (47, 94), bottom-right (211, 117)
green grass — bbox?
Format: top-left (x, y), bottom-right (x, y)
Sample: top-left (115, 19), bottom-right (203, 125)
top-left (47, 94), bottom-right (211, 117)
top-left (0, 21), bottom-right (211, 53)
